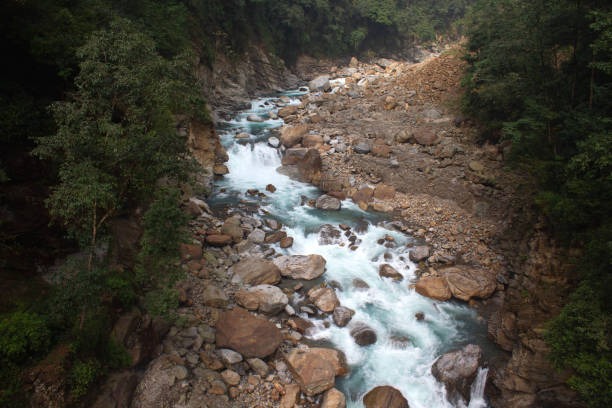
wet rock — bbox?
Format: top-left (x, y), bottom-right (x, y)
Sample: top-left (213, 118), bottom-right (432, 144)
top-left (409, 246), bottom-right (430, 262)
top-left (284, 347), bottom-right (347, 396)
top-left (319, 224), bottom-right (343, 245)
top-left (230, 258), bottom-right (281, 285)
top-left (350, 323), bottom-right (377, 346)
top-left (266, 183), bottom-right (277, 193)
top-left (298, 149), bottom-right (323, 184)
top-left (379, 264), bottom-right (403, 281)
top-left (280, 236), bottom-right (294, 248)
top-left (363, 386), bottom-right (409, 408)
top-left (321, 388), bottom-right (347, 408)
top-left (264, 230), bottom-right (287, 244)
top-left (389, 335), bottom-right (411, 349)
top-left (265, 218), bottom-right (282, 230)
top-left (273, 254), bottom-right (327, 280)
top-left (442, 266), bottom-right (497, 301)
top-left (352, 187), bottom-right (374, 210)
top-left (205, 234), bottom-right (233, 247)
top-left (415, 312), bottom-right (425, 321)
top-left (431, 344), bottom-right (482, 404)
top-left (247, 229), bottom-right (266, 244)
top-left (281, 124), bottom-right (309, 147)
top-left (288, 317), bottom-right (315, 334)
top-left (247, 114), bottom-right (264, 122)
top-left (316, 194), bottom-right (342, 210)
top-left (282, 147), bottom-right (309, 165)
top-left (268, 136), bottom-right (281, 148)
top-left (333, 306), bottom-right (355, 327)
top-left (278, 104), bottom-right (299, 118)
top-left (213, 164), bottom-right (229, 175)
top-left (201, 284), bottom-right (229, 308)
top-left (414, 276), bottom-right (452, 301)
top-left (352, 278), bottom-right (370, 290)
top-left (308, 286), bottom-right (340, 313)
top-left (309, 75), bottom-right (331, 92)
top-left (215, 307), bottom-right (283, 358)
top-left (235, 132), bottom-right (250, 139)
top-left (235, 284), bottom-right (289, 315)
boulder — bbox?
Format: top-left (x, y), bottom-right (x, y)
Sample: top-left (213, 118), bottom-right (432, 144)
top-left (280, 384), bottom-right (300, 408)
top-left (363, 386), bottom-right (409, 408)
top-left (221, 216), bottom-right (243, 242)
top-left (321, 388), bottom-right (347, 408)
top-left (247, 229), bottom-right (266, 244)
top-left (371, 144), bottom-right (392, 157)
top-left (131, 356), bottom-right (181, 408)
top-left (443, 266), bottom-right (497, 301)
top-left (264, 231), bottom-right (287, 244)
top-left (373, 184), bottom-right (396, 200)
top-left (379, 264), bottom-right (403, 281)
top-left (215, 307), bottom-right (283, 358)
top-left (319, 224), bottom-right (343, 245)
top-left (414, 276), bottom-right (452, 301)
top-left (280, 236), bottom-right (294, 248)
top-left (297, 149), bottom-right (323, 183)
top-left (234, 285), bottom-right (289, 315)
top-left (307, 286), bottom-right (340, 313)
top-left (273, 254), bottom-right (327, 280)
top-left (395, 129), bottom-right (413, 143)
top-left (333, 306), bottom-right (355, 327)
top-left (350, 323), bottom-right (377, 346)
top-left (230, 258), bottom-right (281, 285)
top-left (409, 246), bottom-right (430, 262)
top-left (205, 234), bottom-right (233, 247)
top-left (413, 129), bottom-right (440, 146)
top-left (213, 164), bottom-right (229, 175)
top-left (281, 124), bottom-right (309, 147)
top-left (284, 347), bottom-right (346, 396)
top-left (247, 114), bottom-right (264, 122)
top-left (201, 285), bottom-right (229, 308)
top-left (92, 370), bottom-right (139, 408)
top-left (282, 147), bottom-right (309, 165)
top-left (431, 344), bottom-right (482, 403)
top-left (235, 132), bottom-right (250, 139)
top-left (302, 134), bottom-right (324, 147)
top-left (268, 136), bottom-right (281, 148)
top-left (309, 75), bottom-right (331, 92)
top-left (352, 187), bottom-right (374, 210)
top-left (316, 194), bottom-right (342, 211)
top-left (278, 105), bottom-right (299, 118)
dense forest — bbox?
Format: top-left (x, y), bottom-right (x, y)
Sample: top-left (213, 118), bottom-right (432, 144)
top-left (463, 1), bottom-right (611, 407)
top-left (0, 1), bottom-right (472, 406)
top-left (0, 0), bottom-right (610, 407)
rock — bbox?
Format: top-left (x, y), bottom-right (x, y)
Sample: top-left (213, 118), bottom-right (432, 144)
top-left (266, 183), bottom-right (277, 193)
top-left (273, 254), bottom-right (327, 280)
top-left (413, 129), bottom-right (440, 146)
top-left (230, 258), bottom-right (281, 285)
top-left (415, 312), bottom-right (425, 321)
top-left (353, 141), bottom-right (371, 154)
top-left (282, 147), bottom-right (309, 165)
top-left (215, 307), bottom-right (283, 358)
top-left (235, 285), bottom-right (289, 315)
top-left (205, 234), bottom-right (233, 247)
top-left (414, 276), bottom-right (452, 301)
top-left (363, 386), bottom-right (409, 408)
top-left (395, 129), bottom-right (413, 143)
top-left (221, 216), bottom-right (243, 242)
top-left (302, 134), bottom-right (324, 147)
top-left (264, 230), bottom-right (287, 244)
top-left (297, 149), bottom-right (323, 183)
top-left (284, 347), bottom-right (346, 396)
top-left (321, 388), bottom-right (347, 408)
top-left (131, 357), bottom-right (180, 408)
top-left (265, 218), bottom-right (282, 230)
top-left (247, 358), bottom-right (269, 377)
top-left (278, 105), bottom-right (299, 118)
top-left (281, 124), bottom-right (309, 147)
top-left (350, 323), bottom-right (377, 346)
top-left (422, 108), bottom-right (442, 120)
top-left (349, 57), bottom-right (359, 67)
top-left (318, 224), bottom-right (343, 245)
top-left (379, 264), bottom-right (403, 281)
top-left (443, 266), bottom-right (497, 301)
top-left (92, 370), bottom-right (139, 408)
top-left (213, 164), bottom-right (229, 175)
top-left (316, 194), bottom-right (342, 211)
top-left (280, 384), bottom-right (300, 408)
top-left (180, 242), bottom-right (202, 261)
top-left (247, 229), bottom-right (266, 244)
top-left (235, 132), bottom-right (250, 139)
top-left (376, 58), bottom-right (393, 68)
top-left (353, 278), bottom-right (370, 289)
top-left (201, 285), bottom-right (229, 308)
top-left (352, 187), bottom-right (374, 210)
top-left (221, 369), bottom-right (241, 386)
top-left (280, 236), bottom-right (294, 248)
top-left (309, 75), bottom-right (331, 92)
top-left (409, 246), bottom-right (430, 262)
top-left (373, 184), bottom-right (396, 200)
top-left (431, 344), bottom-right (482, 403)
top-left (247, 114), bottom-right (264, 122)
top-left (217, 349), bottom-right (243, 365)
top-left (268, 136), bottom-right (281, 148)
top-left (333, 306), bottom-right (355, 327)
top-left (468, 161), bottom-right (484, 172)
top-left (307, 286), bottom-right (340, 313)
top-left (371, 144), bottom-right (392, 157)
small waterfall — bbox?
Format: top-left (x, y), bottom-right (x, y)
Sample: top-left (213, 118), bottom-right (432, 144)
top-left (467, 367), bottom-right (489, 408)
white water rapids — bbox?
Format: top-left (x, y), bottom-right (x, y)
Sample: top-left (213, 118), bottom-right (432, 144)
top-left (212, 93), bottom-right (490, 408)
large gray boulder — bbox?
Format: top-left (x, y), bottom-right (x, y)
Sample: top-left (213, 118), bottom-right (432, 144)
top-left (230, 258), bottom-right (281, 285)
top-left (431, 344), bottom-right (483, 404)
top-left (316, 195), bottom-right (342, 211)
top-left (273, 254), bottom-right (326, 280)
top-left (235, 284), bottom-right (289, 315)
top-left (309, 75), bottom-right (331, 92)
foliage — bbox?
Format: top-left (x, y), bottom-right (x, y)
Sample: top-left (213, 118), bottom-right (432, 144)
top-left (0, 312), bottom-right (50, 363)
top-left (70, 359), bottom-right (101, 399)
top-left (463, 1), bottom-right (612, 406)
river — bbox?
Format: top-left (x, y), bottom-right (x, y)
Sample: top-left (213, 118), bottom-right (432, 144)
top-left (210, 91), bottom-right (490, 408)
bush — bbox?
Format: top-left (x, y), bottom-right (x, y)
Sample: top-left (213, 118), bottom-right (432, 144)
top-left (0, 311), bottom-right (50, 363)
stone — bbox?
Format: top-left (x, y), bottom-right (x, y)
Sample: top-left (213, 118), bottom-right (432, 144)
top-left (333, 306), bottom-right (355, 327)
top-left (217, 348), bottom-right (243, 365)
top-left (247, 229), bottom-right (266, 244)
top-left (371, 144), bottom-right (392, 157)
top-left (247, 114), bottom-right (264, 122)
top-left (265, 218), bottom-right (282, 230)
top-left (264, 230), bottom-right (287, 244)
top-left (352, 187), bottom-right (374, 209)
top-left (266, 184), bottom-right (277, 193)
top-left (235, 285), bottom-right (289, 315)
top-left (281, 124), bottom-right (309, 147)
top-left (395, 129), bottom-right (413, 143)
top-left (363, 386), bottom-right (409, 408)
top-left (307, 286), bottom-right (340, 313)
top-left (373, 184), bottom-right (396, 200)
top-left (321, 388), bottom-right (346, 408)
top-left (353, 278), bottom-right (370, 289)
top-left (302, 134), bottom-right (324, 147)
top-left (92, 370), bottom-right (139, 408)
top-left (443, 266), bottom-right (497, 301)
top-left (273, 254), bottom-right (327, 280)
top-left (221, 369), bottom-right (241, 386)
top-left (221, 216), bottom-right (243, 242)
top-left (215, 308), bottom-right (283, 358)
top-left (180, 243), bottom-right (202, 261)
top-left (468, 161), bottom-right (484, 172)
top-left (247, 358), bottom-right (269, 377)
top-left (205, 234), bottom-right (233, 247)
top-left (280, 236), bottom-right (294, 248)
top-left (230, 258), bottom-right (281, 285)
top-left (278, 105), bottom-right (299, 118)
top-left (316, 194), bottom-right (342, 211)
top-left (379, 264), bottom-right (403, 281)
top-left (131, 356), bottom-right (180, 408)
top-left (309, 75), bottom-right (331, 92)
top-left (201, 285), bottom-right (229, 308)
top-left (409, 246), bottom-right (430, 262)
top-left (235, 132), bottom-right (250, 139)
top-left (353, 141), bottom-right (371, 154)
top-left (413, 129), bottom-right (440, 146)
top-left (268, 136), bottom-right (281, 148)
top-left (288, 317), bottom-right (315, 334)
top-left (284, 347), bottom-right (346, 396)
top-left (297, 149), bottom-right (323, 183)
top-left (280, 384), bottom-right (300, 408)
top-left (431, 344), bottom-right (482, 403)
top-left (319, 224), bottom-right (343, 245)
top-left (213, 164), bottom-right (229, 175)
top-left (350, 323), bottom-right (377, 346)
top-left (282, 147), bottom-right (309, 165)
top-left (415, 276), bottom-right (452, 301)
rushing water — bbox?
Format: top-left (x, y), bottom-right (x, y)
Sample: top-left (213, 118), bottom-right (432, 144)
top-left (211, 92), bottom-right (490, 408)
